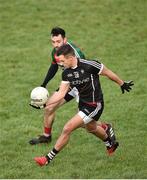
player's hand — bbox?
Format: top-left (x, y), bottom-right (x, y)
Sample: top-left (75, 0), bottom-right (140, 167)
top-left (121, 80), bottom-right (134, 94)
top-left (29, 103), bottom-right (41, 109)
top-left (29, 104), bottom-right (46, 109)
top-left (41, 84), bottom-right (45, 88)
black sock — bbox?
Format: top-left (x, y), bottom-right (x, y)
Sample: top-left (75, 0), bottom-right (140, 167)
top-left (103, 137), bottom-right (112, 148)
top-left (46, 148), bottom-right (59, 163)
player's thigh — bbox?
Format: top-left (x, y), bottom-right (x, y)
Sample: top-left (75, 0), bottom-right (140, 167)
top-left (63, 114), bottom-right (84, 133)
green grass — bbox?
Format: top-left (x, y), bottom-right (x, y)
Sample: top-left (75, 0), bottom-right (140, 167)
top-left (0, 0), bottom-right (147, 178)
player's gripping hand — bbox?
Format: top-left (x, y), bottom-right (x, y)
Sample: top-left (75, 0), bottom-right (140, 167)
top-left (40, 84), bottom-right (45, 88)
top-left (29, 103), bottom-right (46, 109)
top-left (29, 103), bottom-right (41, 109)
top-left (121, 80), bottom-right (134, 94)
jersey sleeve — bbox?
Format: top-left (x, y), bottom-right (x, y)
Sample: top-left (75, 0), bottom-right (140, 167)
top-left (90, 60), bottom-right (103, 74)
top-left (62, 70), bottom-right (69, 83)
top-left (67, 41), bottom-right (85, 59)
top-left (41, 63), bottom-right (58, 87)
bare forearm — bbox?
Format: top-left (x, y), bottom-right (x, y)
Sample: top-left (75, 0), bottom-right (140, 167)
top-left (46, 92), bottom-right (65, 106)
top-left (100, 65), bottom-right (134, 94)
top-left (106, 69), bottom-right (124, 86)
top-left (46, 82), bottom-right (70, 106)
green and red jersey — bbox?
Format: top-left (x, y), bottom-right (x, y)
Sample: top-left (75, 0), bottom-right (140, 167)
top-left (41, 41), bottom-right (85, 87)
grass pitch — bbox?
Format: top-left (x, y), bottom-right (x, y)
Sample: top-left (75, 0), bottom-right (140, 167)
top-left (0, 0), bottom-right (147, 178)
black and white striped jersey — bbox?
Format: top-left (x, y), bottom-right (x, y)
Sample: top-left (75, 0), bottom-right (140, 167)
top-left (62, 58), bottom-right (104, 103)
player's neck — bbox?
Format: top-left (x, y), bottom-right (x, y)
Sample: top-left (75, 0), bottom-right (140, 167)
top-left (71, 57), bottom-right (78, 69)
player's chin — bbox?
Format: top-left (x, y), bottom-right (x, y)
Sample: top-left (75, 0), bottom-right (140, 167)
top-left (55, 47), bottom-right (59, 50)
top-left (64, 65), bottom-right (69, 68)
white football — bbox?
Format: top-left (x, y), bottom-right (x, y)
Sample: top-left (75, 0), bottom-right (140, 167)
top-left (30, 87), bottom-right (49, 108)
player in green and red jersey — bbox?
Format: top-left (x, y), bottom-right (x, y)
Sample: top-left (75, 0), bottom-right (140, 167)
top-left (29, 27), bottom-right (115, 145)
top-left (41, 39), bottom-right (85, 88)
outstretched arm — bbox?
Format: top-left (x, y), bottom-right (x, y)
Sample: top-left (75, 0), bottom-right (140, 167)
top-left (100, 65), bottom-right (124, 85)
top-left (100, 65), bottom-right (134, 93)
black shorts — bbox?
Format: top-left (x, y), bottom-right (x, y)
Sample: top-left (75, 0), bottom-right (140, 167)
top-left (78, 101), bottom-right (104, 124)
top-left (56, 88), bottom-right (74, 102)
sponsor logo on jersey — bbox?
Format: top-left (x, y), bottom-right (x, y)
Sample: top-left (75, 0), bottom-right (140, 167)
top-left (67, 73), bottom-right (73, 77)
top-left (71, 77), bottom-right (90, 85)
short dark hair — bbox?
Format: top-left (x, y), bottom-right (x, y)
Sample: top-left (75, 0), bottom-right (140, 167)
top-left (51, 27), bottom-right (65, 38)
top-left (56, 44), bottom-right (75, 57)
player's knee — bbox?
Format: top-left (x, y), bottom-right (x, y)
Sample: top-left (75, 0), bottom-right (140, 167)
top-left (45, 105), bottom-right (55, 113)
top-left (62, 124), bottom-right (72, 135)
top-left (86, 127), bottom-right (97, 134)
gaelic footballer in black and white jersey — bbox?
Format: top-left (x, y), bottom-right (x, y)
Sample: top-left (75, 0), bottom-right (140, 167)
top-left (34, 44), bottom-right (134, 165)
top-left (46, 44), bottom-right (134, 124)
top-left (62, 58), bottom-right (104, 104)
top-left (61, 58), bottom-right (104, 123)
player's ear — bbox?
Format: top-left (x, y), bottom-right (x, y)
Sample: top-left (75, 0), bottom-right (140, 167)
top-left (64, 37), bottom-right (67, 44)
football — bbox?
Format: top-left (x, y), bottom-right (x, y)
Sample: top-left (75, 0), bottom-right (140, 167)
top-left (30, 87), bottom-right (49, 108)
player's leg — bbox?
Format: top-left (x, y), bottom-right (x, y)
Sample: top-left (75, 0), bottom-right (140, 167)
top-left (43, 89), bottom-right (75, 138)
top-left (54, 114), bottom-right (84, 151)
top-left (90, 101), bottom-right (117, 150)
top-left (29, 91), bottom-right (66, 145)
top-left (96, 121), bottom-right (117, 145)
top-left (63, 87), bottom-right (113, 137)
top-left (34, 114), bottom-right (84, 166)
top-left (81, 120), bottom-right (116, 144)
top-left (42, 91), bottom-right (75, 141)
top-left (85, 121), bottom-right (119, 155)
top-left (79, 101), bottom-right (119, 155)
top-left (85, 120), bottom-right (107, 140)
top-left (29, 91), bottom-right (74, 145)
top-left (95, 101), bottom-right (117, 143)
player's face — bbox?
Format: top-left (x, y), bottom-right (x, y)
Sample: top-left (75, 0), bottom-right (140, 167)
top-left (57, 55), bottom-right (72, 68)
top-left (51, 35), bottom-right (67, 49)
